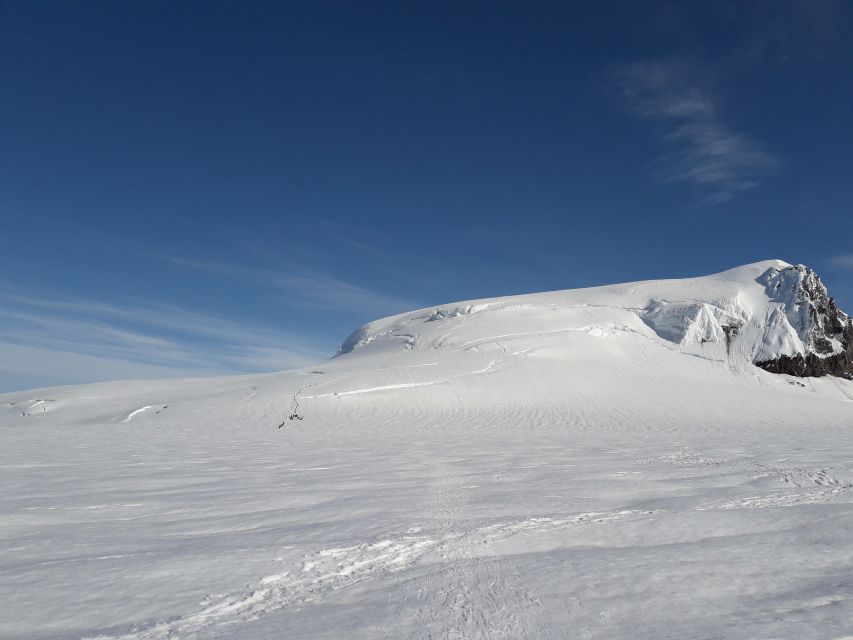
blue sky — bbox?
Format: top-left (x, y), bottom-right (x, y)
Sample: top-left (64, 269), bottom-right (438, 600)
top-left (3, 1), bottom-right (853, 391)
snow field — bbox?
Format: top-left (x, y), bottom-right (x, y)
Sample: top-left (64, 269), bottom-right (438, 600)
top-left (2, 260), bottom-right (853, 638)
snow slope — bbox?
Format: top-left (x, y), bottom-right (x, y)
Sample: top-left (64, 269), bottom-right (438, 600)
top-left (2, 260), bottom-right (853, 639)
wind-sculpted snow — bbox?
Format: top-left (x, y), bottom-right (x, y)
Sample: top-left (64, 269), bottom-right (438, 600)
top-left (2, 260), bottom-right (853, 639)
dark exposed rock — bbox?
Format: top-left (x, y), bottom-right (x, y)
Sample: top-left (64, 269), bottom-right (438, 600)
top-left (755, 264), bottom-right (853, 379)
top-left (722, 324), bottom-right (741, 354)
top-left (813, 336), bottom-right (834, 355)
top-left (757, 351), bottom-right (853, 379)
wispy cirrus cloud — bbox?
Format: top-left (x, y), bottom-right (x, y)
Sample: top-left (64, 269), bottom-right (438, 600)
top-left (828, 255), bottom-right (853, 270)
top-left (0, 290), bottom-right (332, 392)
top-left (2, 253), bottom-right (420, 392)
top-left (159, 256), bottom-right (419, 317)
top-left (617, 60), bottom-right (780, 203)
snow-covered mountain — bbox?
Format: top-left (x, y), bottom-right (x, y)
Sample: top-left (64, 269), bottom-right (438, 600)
top-left (338, 259), bottom-right (852, 380)
top-left (2, 260), bottom-right (852, 640)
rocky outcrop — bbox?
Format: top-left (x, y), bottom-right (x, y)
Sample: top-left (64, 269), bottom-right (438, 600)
top-left (755, 265), bottom-right (853, 379)
top-left (757, 351), bottom-right (853, 379)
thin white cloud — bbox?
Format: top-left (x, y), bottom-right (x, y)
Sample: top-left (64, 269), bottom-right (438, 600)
top-left (307, 215), bottom-right (390, 258)
top-left (618, 60), bottom-right (780, 203)
top-left (0, 290), bottom-right (331, 392)
top-left (828, 255), bottom-right (853, 270)
top-left (0, 342), bottom-right (210, 392)
top-left (160, 256), bottom-right (418, 317)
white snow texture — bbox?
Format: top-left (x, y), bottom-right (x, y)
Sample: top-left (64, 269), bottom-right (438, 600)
top-left (2, 260), bottom-right (853, 639)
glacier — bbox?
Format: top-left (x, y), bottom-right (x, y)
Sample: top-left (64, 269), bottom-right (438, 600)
top-left (1, 260), bottom-right (852, 639)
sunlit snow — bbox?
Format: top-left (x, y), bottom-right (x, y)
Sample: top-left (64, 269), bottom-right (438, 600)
top-left (2, 260), bottom-right (852, 639)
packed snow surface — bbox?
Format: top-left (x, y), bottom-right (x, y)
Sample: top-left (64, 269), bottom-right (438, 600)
top-left (2, 260), bottom-right (853, 639)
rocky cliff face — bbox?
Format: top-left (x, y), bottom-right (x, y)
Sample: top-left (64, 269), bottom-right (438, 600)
top-left (755, 265), bottom-right (853, 379)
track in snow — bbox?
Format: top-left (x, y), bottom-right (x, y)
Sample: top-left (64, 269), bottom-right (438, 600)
top-left (86, 493), bottom-right (650, 639)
